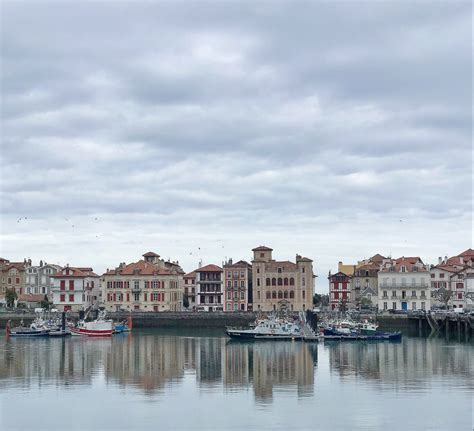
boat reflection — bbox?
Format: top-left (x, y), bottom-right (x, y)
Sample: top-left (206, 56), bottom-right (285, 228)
top-left (0, 331), bottom-right (317, 401)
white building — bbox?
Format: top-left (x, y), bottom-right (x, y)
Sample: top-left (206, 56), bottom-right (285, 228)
top-left (25, 261), bottom-right (62, 299)
top-left (195, 264), bottom-right (223, 312)
top-left (51, 266), bottom-right (99, 312)
top-left (378, 257), bottom-right (430, 312)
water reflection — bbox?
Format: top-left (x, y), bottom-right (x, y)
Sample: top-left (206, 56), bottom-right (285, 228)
top-left (0, 331), bottom-right (472, 402)
top-left (325, 338), bottom-right (473, 391)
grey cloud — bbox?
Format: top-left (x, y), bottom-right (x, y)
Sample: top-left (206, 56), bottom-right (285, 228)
top-left (0, 1), bottom-right (471, 288)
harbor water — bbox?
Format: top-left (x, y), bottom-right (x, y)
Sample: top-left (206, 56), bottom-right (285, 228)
top-left (0, 329), bottom-right (472, 430)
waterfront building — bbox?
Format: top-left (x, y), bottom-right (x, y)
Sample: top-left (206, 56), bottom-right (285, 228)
top-left (195, 264), bottom-right (224, 312)
top-left (223, 259), bottom-right (252, 312)
top-left (328, 271), bottom-right (352, 310)
top-left (351, 254), bottom-right (387, 309)
top-left (251, 246), bottom-right (314, 312)
top-left (102, 252), bottom-right (184, 312)
top-left (0, 259), bottom-right (28, 303)
top-left (430, 249), bottom-right (474, 310)
top-left (25, 261), bottom-right (62, 299)
top-left (51, 265), bottom-right (99, 312)
top-left (183, 271), bottom-right (197, 310)
top-left (377, 257), bottom-right (430, 312)
top-left (16, 294), bottom-right (45, 309)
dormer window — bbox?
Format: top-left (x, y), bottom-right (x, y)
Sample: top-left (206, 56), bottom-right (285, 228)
top-left (401, 266), bottom-right (406, 273)
top-left (413, 267), bottom-right (418, 272)
top-left (278, 267), bottom-right (282, 273)
top-left (260, 253), bottom-right (264, 258)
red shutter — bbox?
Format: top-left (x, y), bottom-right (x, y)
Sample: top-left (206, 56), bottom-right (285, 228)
top-left (60, 280), bottom-right (65, 290)
top-left (69, 280), bottom-right (74, 290)
top-left (60, 294), bottom-right (65, 302)
top-left (144, 293), bottom-right (148, 302)
top-left (69, 294), bottom-right (74, 302)
top-left (127, 293), bottom-right (130, 302)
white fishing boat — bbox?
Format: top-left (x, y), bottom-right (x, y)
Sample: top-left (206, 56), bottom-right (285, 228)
top-left (70, 310), bottom-right (113, 337)
top-left (225, 315), bottom-right (303, 340)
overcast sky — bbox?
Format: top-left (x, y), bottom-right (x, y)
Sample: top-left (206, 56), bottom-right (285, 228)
top-left (0, 2), bottom-right (471, 292)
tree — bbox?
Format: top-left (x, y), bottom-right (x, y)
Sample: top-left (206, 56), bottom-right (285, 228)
top-left (313, 293), bottom-right (330, 307)
top-left (5, 289), bottom-right (17, 308)
top-left (40, 295), bottom-right (51, 310)
top-left (183, 293), bottom-right (190, 309)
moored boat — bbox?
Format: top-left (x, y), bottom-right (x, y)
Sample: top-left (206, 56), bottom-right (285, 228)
top-left (226, 315), bottom-right (303, 340)
top-left (70, 310), bottom-right (113, 337)
top-left (6, 320), bottom-right (50, 337)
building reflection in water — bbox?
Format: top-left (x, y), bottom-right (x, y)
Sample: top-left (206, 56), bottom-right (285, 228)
top-left (0, 333), bottom-right (317, 401)
top-left (326, 338), bottom-right (473, 390)
top-left (5, 333), bottom-right (470, 401)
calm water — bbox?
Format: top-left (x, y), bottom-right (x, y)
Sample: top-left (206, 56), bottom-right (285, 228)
top-left (0, 329), bottom-right (472, 431)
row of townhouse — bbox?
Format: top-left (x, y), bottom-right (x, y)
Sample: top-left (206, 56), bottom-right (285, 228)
top-left (329, 248), bottom-right (474, 312)
top-left (2, 245), bottom-right (316, 313)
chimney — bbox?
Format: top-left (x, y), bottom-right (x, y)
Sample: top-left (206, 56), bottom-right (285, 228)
top-left (438, 257), bottom-right (442, 264)
top-left (444, 255), bottom-right (448, 264)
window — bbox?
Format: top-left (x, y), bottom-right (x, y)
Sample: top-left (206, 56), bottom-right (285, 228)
top-left (289, 278), bottom-right (295, 286)
top-left (60, 280), bottom-right (65, 290)
top-left (266, 278), bottom-right (270, 286)
top-left (278, 278), bottom-right (282, 286)
top-left (278, 267), bottom-right (282, 274)
top-left (456, 283), bottom-right (463, 289)
top-left (412, 302), bottom-right (416, 310)
top-left (383, 291), bottom-right (388, 298)
top-left (69, 280), bottom-right (74, 290)
top-left (233, 271), bottom-right (238, 278)
top-left (134, 281), bottom-right (139, 289)
top-left (302, 267), bottom-right (305, 273)
top-left (60, 294), bottom-right (65, 302)
top-left (302, 277), bottom-right (305, 286)
top-left (272, 291), bottom-right (277, 299)
top-left (240, 280), bottom-right (244, 287)
top-left (227, 280), bottom-right (231, 288)
top-left (257, 278), bottom-right (260, 287)
top-left (260, 253), bottom-right (264, 258)
top-left (278, 291), bottom-right (283, 299)
top-left (392, 302), bottom-right (396, 310)
top-left (256, 267), bottom-right (260, 274)
top-left (240, 271), bottom-right (245, 278)
top-left (411, 290), bottom-right (416, 297)
top-left (458, 293), bottom-right (463, 299)
top-left (284, 291), bottom-right (288, 299)
top-left (69, 294), bottom-right (74, 302)
top-left (227, 272), bottom-right (231, 278)
top-left (401, 266), bottom-right (406, 272)
top-left (421, 302), bottom-right (425, 310)
top-left (289, 291), bottom-right (294, 299)
top-left (421, 291), bottom-right (426, 298)
top-left (257, 291), bottom-right (260, 300)
top-left (134, 292), bottom-right (140, 301)
top-left (383, 302), bottom-right (387, 310)
top-left (234, 280), bottom-right (238, 287)
top-left (272, 278), bottom-right (276, 286)
top-left (440, 273), bottom-right (444, 278)
top-left (392, 290), bottom-right (396, 298)
top-left (266, 291), bottom-right (271, 299)
top-left (302, 290), bottom-right (305, 299)
top-left (284, 278), bottom-right (288, 286)
top-left (430, 273), bottom-right (435, 278)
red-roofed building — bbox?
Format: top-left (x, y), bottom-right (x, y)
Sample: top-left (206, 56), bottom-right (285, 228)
top-left (378, 257), bottom-right (430, 312)
top-left (195, 264), bottom-right (223, 312)
top-left (0, 259), bottom-right (29, 304)
top-left (51, 266), bottom-right (99, 312)
top-left (102, 252), bottom-right (184, 312)
top-left (431, 250), bottom-right (474, 309)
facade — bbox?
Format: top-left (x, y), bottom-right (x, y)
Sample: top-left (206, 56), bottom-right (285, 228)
top-left (251, 246), bottom-right (314, 312)
top-left (0, 259), bottom-right (28, 302)
top-left (378, 257), bottom-right (430, 312)
top-left (25, 261), bottom-right (62, 299)
top-left (223, 259), bottom-right (252, 312)
top-left (17, 294), bottom-right (45, 309)
top-left (102, 252), bottom-right (184, 312)
top-left (195, 264), bottom-right (223, 312)
top-left (430, 249), bottom-right (474, 309)
top-left (328, 271), bottom-right (351, 310)
top-left (183, 271), bottom-right (197, 310)
top-left (51, 266), bottom-right (99, 312)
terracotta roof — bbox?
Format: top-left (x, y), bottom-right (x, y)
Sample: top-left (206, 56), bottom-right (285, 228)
top-left (328, 271), bottom-right (351, 279)
top-left (252, 246), bottom-right (273, 251)
top-left (380, 257), bottom-right (428, 273)
top-left (458, 248), bottom-right (474, 258)
top-left (224, 260), bottom-right (251, 268)
top-left (105, 260), bottom-right (172, 276)
top-left (195, 264), bottom-right (223, 272)
top-left (0, 257), bottom-right (9, 262)
top-left (5, 262), bottom-right (26, 271)
top-left (184, 271), bottom-right (196, 278)
top-left (17, 294), bottom-right (44, 302)
top-left (432, 264), bottom-right (459, 273)
top-left (357, 262), bottom-right (379, 271)
top-left (52, 267), bottom-right (98, 278)
top-left (143, 251), bottom-right (160, 257)
top-left (369, 253), bottom-right (386, 264)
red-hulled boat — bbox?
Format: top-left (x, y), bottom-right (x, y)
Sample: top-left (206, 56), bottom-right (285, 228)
top-left (70, 312), bottom-right (113, 337)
